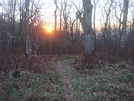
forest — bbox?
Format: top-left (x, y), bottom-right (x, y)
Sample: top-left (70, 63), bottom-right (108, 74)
top-left (0, 0), bottom-right (134, 101)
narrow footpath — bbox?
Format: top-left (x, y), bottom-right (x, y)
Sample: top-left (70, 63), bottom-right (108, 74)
top-left (56, 61), bottom-right (78, 101)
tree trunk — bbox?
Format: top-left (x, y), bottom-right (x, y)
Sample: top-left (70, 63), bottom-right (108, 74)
top-left (84, 33), bottom-right (94, 55)
top-left (54, 0), bottom-right (57, 33)
top-left (120, 0), bottom-right (129, 49)
top-left (25, 0), bottom-right (32, 65)
top-left (93, 0), bottom-right (99, 30)
top-left (12, 0), bottom-right (16, 36)
top-left (82, 0), bottom-right (94, 55)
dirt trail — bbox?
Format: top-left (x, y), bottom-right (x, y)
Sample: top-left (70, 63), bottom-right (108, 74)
top-left (56, 61), bottom-right (78, 101)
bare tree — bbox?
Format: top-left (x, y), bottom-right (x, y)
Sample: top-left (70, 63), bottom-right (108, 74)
top-left (104, 0), bottom-right (114, 30)
top-left (10, 0), bottom-right (17, 35)
top-left (54, 0), bottom-right (58, 33)
top-left (4, 0), bottom-right (17, 36)
top-left (83, 0), bottom-right (94, 55)
top-left (76, 0), bottom-right (94, 55)
top-left (25, 0), bottom-right (32, 65)
top-left (120, 0), bottom-right (129, 49)
top-left (114, 1), bottom-right (123, 32)
top-left (63, 0), bottom-right (69, 35)
top-left (93, 0), bottom-right (99, 30)
top-left (72, 0), bottom-right (94, 55)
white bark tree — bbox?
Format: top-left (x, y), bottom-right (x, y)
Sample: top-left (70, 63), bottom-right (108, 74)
top-left (77, 0), bottom-right (94, 55)
top-left (120, 0), bottom-right (129, 49)
top-left (25, 0), bottom-right (32, 65)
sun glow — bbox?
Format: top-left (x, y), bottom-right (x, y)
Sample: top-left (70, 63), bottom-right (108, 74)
top-left (46, 26), bottom-right (53, 32)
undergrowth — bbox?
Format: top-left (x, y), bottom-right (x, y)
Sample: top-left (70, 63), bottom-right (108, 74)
top-left (64, 57), bottom-right (134, 101)
top-left (0, 61), bottom-right (65, 101)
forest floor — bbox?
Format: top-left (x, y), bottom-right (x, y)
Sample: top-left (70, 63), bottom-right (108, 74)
top-left (56, 60), bottom-right (78, 101)
top-left (63, 55), bottom-right (134, 101)
top-left (0, 53), bottom-right (134, 101)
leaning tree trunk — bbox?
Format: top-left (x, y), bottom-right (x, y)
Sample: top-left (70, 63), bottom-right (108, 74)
top-left (120, 0), bottom-right (129, 50)
top-left (82, 0), bottom-right (94, 55)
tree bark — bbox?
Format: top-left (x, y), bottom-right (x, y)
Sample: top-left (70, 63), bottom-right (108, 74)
top-left (54, 0), bottom-right (57, 33)
top-left (82, 0), bottom-right (94, 55)
top-left (25, 0), bottom-right (32, 65)
top-left (120, 0), bottom-right (129, 49)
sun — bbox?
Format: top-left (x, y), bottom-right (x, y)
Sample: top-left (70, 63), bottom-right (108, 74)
top-left (46, 26), bottom-right (53, 32)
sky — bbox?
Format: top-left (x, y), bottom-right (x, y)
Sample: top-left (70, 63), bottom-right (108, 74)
top-left (39, 0), bottom-right (82, 25)
top-left (0, 0), bottom-right (99, 29)
top-left (36, 0), bottom-right (132, 30)
top-left (0, 0), bottom-right (133, 30)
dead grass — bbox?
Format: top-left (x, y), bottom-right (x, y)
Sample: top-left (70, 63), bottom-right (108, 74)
top-left (64, 55), bottom-right (134, 101)
top-left (0, 53), bottom-right (134, 101)
top-left (0, 68), bottom-right (65, 101)
top-left (0, 54), bottom-right (65, 101)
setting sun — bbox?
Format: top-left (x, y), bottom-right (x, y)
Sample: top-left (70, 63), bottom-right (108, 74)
top-left (46, 26), bottom-right (53, 32)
